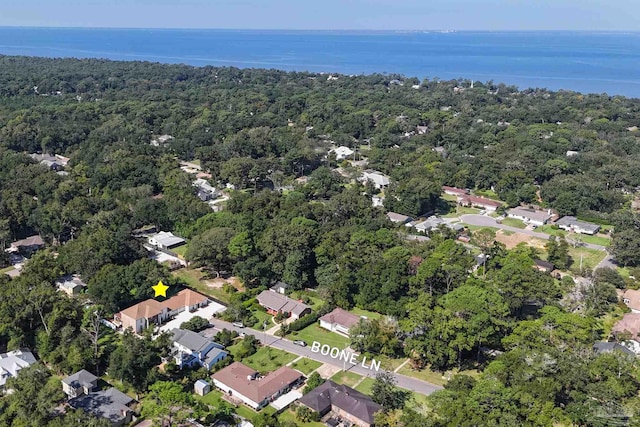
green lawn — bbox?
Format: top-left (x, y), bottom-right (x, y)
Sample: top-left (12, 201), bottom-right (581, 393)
top-left (500, 218), bottom-right (527, 229)
top-left (288, 324), bottom-right (351, 348)
top-left (171, 268), bottom-right (231, 303)
top-left (241, 347), bottom-right (298, 373)
top-left (407, 391), bottom-right (430, 413)
top-left (329, 370), bottom-right (363, 388)
top-left (568, 246), bottom-right (607, 271)
top-left (575, 233), bottom-right (611, 247)
top-left (196, 388), bottom-right (257, 421)
top-left (398, 365), bottom-right (481, 387)
top-left (289, 290), bottom-right (325, 310)
top-left (354, 377), bottom-right (375, 395)
top-left (290, 358), bottom-right (322, 375)
top-left (350, 307), bottom-right (382, 320)
top-left (278, 408), bottom-right (325, 427)
top-left (250, 309), bottom-right (273, 329)
top-left (473, 189), bottom-right (500, 200)
top-left (172, 244), bottom-right (188, 257)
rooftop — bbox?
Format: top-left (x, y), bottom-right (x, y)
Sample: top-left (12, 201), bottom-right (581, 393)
top-left (119, 299), bottom-right (166, 321)
top-left (0, 349), bottom-right (37, 388)
top-left (555, 216), bottom-right (600, 233)
top-left (298, 380), bottom-right (382, 425)
top-left (622, 289), bottom-right (640, 311)
top-left (11, 235), bottom-right (44, 248)
top-left (612, 313), bottom-right (640, 339)
top-left (150, 231), bottom-right (186, 248)
top-left (62, 369), bottom-right (98, 389)
top-left (212, 362), bottom-right (303, 405)
top-left (319, 308), bottom-right (361, 330)
top-left (171, 328), bottom-right (216, 353)
top-left (256, 290), bottom-right (310, 317)
top-left (163, 289), bottom-right (209, 311)
top-left (70, 387), bottom-right (133, 424)
top-left (507, 207), bottom-right (552, 223)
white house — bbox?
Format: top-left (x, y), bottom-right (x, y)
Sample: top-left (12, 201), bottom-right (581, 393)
top-left (507, 207), bottom-right (552, 226)
top-left (55, 275), bottom-right (87, 296)
top-left (170, 328), bottom-right (228, 370)
top-left (332, 146), bottom-right (354, 160)
top-left (319, 308), bottom-right (362, 336)
top-left (193, 178), bottom-right (219, 201)
top-left (0, 349), bottom-right (36, 388)
top-left (148, 231), bottom-right (186, 250)
top-left (211, 362), bottom-right (303, 410)
top-left (555, 216), bottom-right (600, 235)
top-left (359, 170), bottom-right (391, 190)
top-left (62, 369), bottom-right (98, 398)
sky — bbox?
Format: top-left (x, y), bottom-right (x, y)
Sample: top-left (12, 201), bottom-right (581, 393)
top-left (0, 0), bottom-right (637, 31)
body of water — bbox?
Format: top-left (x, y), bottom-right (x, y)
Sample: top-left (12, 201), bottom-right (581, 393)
top-left (1, 28), bottom-right (639, 97)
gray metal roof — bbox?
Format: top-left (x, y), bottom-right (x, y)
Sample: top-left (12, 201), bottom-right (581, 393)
top-left (171, 328), bottom-right (214, 353)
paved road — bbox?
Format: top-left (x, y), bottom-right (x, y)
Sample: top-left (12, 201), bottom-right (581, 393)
top-left (459, 214), bottom-right (607, 251)
top-left (203, 319), bottom-right (443, 396)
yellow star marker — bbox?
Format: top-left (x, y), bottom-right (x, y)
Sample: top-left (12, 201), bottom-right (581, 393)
top-left (152, 280), bottom-right (169, 298)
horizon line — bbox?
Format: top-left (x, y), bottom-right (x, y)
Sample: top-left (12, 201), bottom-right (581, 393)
top-left (0, 25), bottom-right (638, 33)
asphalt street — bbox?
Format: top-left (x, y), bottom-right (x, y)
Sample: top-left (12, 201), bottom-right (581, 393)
top-left (203, 319), bottom-right (443, 396)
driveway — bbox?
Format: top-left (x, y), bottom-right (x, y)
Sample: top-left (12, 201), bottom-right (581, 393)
top-left (158, 301), bottom-right (226, 333)
top-left (459, 214), bottom-right (606, 251)
top-left (203, 319), bottom-right (442, 396)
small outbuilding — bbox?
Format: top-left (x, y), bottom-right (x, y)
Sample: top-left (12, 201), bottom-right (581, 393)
top-left (194, 379), bottom-right (210, 396)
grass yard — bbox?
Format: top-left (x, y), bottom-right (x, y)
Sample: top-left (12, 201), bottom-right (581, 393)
top-left (398, 365), bottom-right (481, 387)
top-left (350, 307), bottom-right (382, 320)
top-left (329, 370), bottom-right (363, 388)
top-left (171, 268), bottom-right (232, 303)
top-left (250, 309), bottom-right (273, 329)
top-left (241, 347), bottom-right (298, 372)
top-left (500, 218), bottom-right (527, 229)
top-left (289, 290), bottom-right (325, 310)
top-left (288, 324), bottom-right (351, 348)
top-left (196, 389), bottom-right (257, 421)
top-left (474, 189), bottom-right (500, 200)
top-left (290, 358), bottom-right (322, 375)
top-left (172, 244), bottom-right (188, 257)
top-left (568, 246), bottom-right (607, 270)
top-left (354, 377), bottom-right (375, 395)
top-left (575, 233), bottom-right (611, 247)
top-left (278, 408), bottom-right (326, 427)
top-left (407, 391), bottom-right (430, 413)
top-left (0, 266), bottom-right (15, 274)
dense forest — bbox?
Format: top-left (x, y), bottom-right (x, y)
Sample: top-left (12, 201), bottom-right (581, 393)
top-left (1, 55), bottom-right (640, 426)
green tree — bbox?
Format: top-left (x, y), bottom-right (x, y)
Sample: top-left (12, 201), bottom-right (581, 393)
top-left (371, 371), bottom-right (409, 411)
top-left (303, 372), bottom-right (325, 394)
top-left (142, 381), bottom-right (193, 427)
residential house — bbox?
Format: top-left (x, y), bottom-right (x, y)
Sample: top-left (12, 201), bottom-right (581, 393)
top-left (211, 362), bottom-right (304, 410)
top-left (386, 212), bottom-right (412, 224)
top-left (331, 146), bottom-right (354, 160)
top-left (319, 308), bottom-right (362, 336)
top-left (359, 170), bottom-right (390, 190)
top-left (457, 195), bottom-right (503, 212)
top-left (193, 178), bottom-right (219, 201)
top-left (256, 290), bottom-right (311, 320)
top-left (147, 231), bottom-right (186, 250)
top-left (150, 134), bottom-right (173, 147)
top-left (416, 125), bottom-right (429, 135)
top-left (30, 153), bottom-right (69, 170)
top-left (555, 216), bottom-right (600, 235)
top-left (55, 275), bottom-right (87, 296)
top-left (170, 328), bottom-right (228, 370)
top-left (69, 386), bottom-right (135, 426)
top-left (632, 198), bottom-right (640, 211)
top-left (412, 216), bottom-right (464, 234)
top-left (9, 235), bottom-right (45, 255)
top-left (0, 349), bottom-right (37, 388)
top-left (534, 259), bottom-right (555, 273)
top-left (117, 289), bottom-right (210, 333)
top-left (270, 281), bottom-right (289, 295)
top-left (622, 289), bottom-right (640, 313)
top-left (611, 313), bottom-right (640, 354)
top-left (442, 186), bottom-right (469, 197)
top-left (62, 369), bottom-right (98, 398)
top-left (593, 342), bottom-right (635, 357)
top-left (118, 299), bottom-right (169, 333)
top-left (507, 207), bottom-right (552, 226)
top-left (298, 380), bottom-right (382, 427)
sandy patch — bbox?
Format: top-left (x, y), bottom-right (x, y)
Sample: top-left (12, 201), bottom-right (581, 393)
top-left (316, 363), bottom-right (342, 379)
top-left (203, 276), bottom-right (244, 291)
top-left (494, 230), bottom-right (546, 250)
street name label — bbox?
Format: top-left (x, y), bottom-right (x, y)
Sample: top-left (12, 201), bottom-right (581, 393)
top-left (310, 341), bottom-right (381, 372)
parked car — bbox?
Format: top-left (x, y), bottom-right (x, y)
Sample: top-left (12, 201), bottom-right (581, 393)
top-left (293, 340), bottom-right (307, 347)
top-left (232, 322), bottom-right (245, 328)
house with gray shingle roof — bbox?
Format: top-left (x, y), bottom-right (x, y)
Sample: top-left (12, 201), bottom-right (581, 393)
top-left (69, 386), bottom-right (134, 427)
top-left (256, 290), bottom-right (311, 320)
top-left (170, 328), bottom-right (228, 370)
top-left (555, 216), bottom-right (600, 235)
top-left (62, 369), bottom-right (98, 398)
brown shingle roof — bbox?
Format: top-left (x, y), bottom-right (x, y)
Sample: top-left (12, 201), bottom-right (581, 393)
top-left (319, 308), bottom-right (361, 330)
top-left (612, 313), bottom-right (640, 339)
top-left (299, 380), bottom-right (382, 425)
top-left (11, 235), bottom-right (44, 248)
top-left (256, 290), bottom-right (310, 317)
top-left (212, 362), bottom-right (303, 405)
top-left (120, 299), bottom-right (166, 320)
top-left (163, 289), bottom-right (208, 311)
top-left (622, 289), bottom-right (640, 311)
